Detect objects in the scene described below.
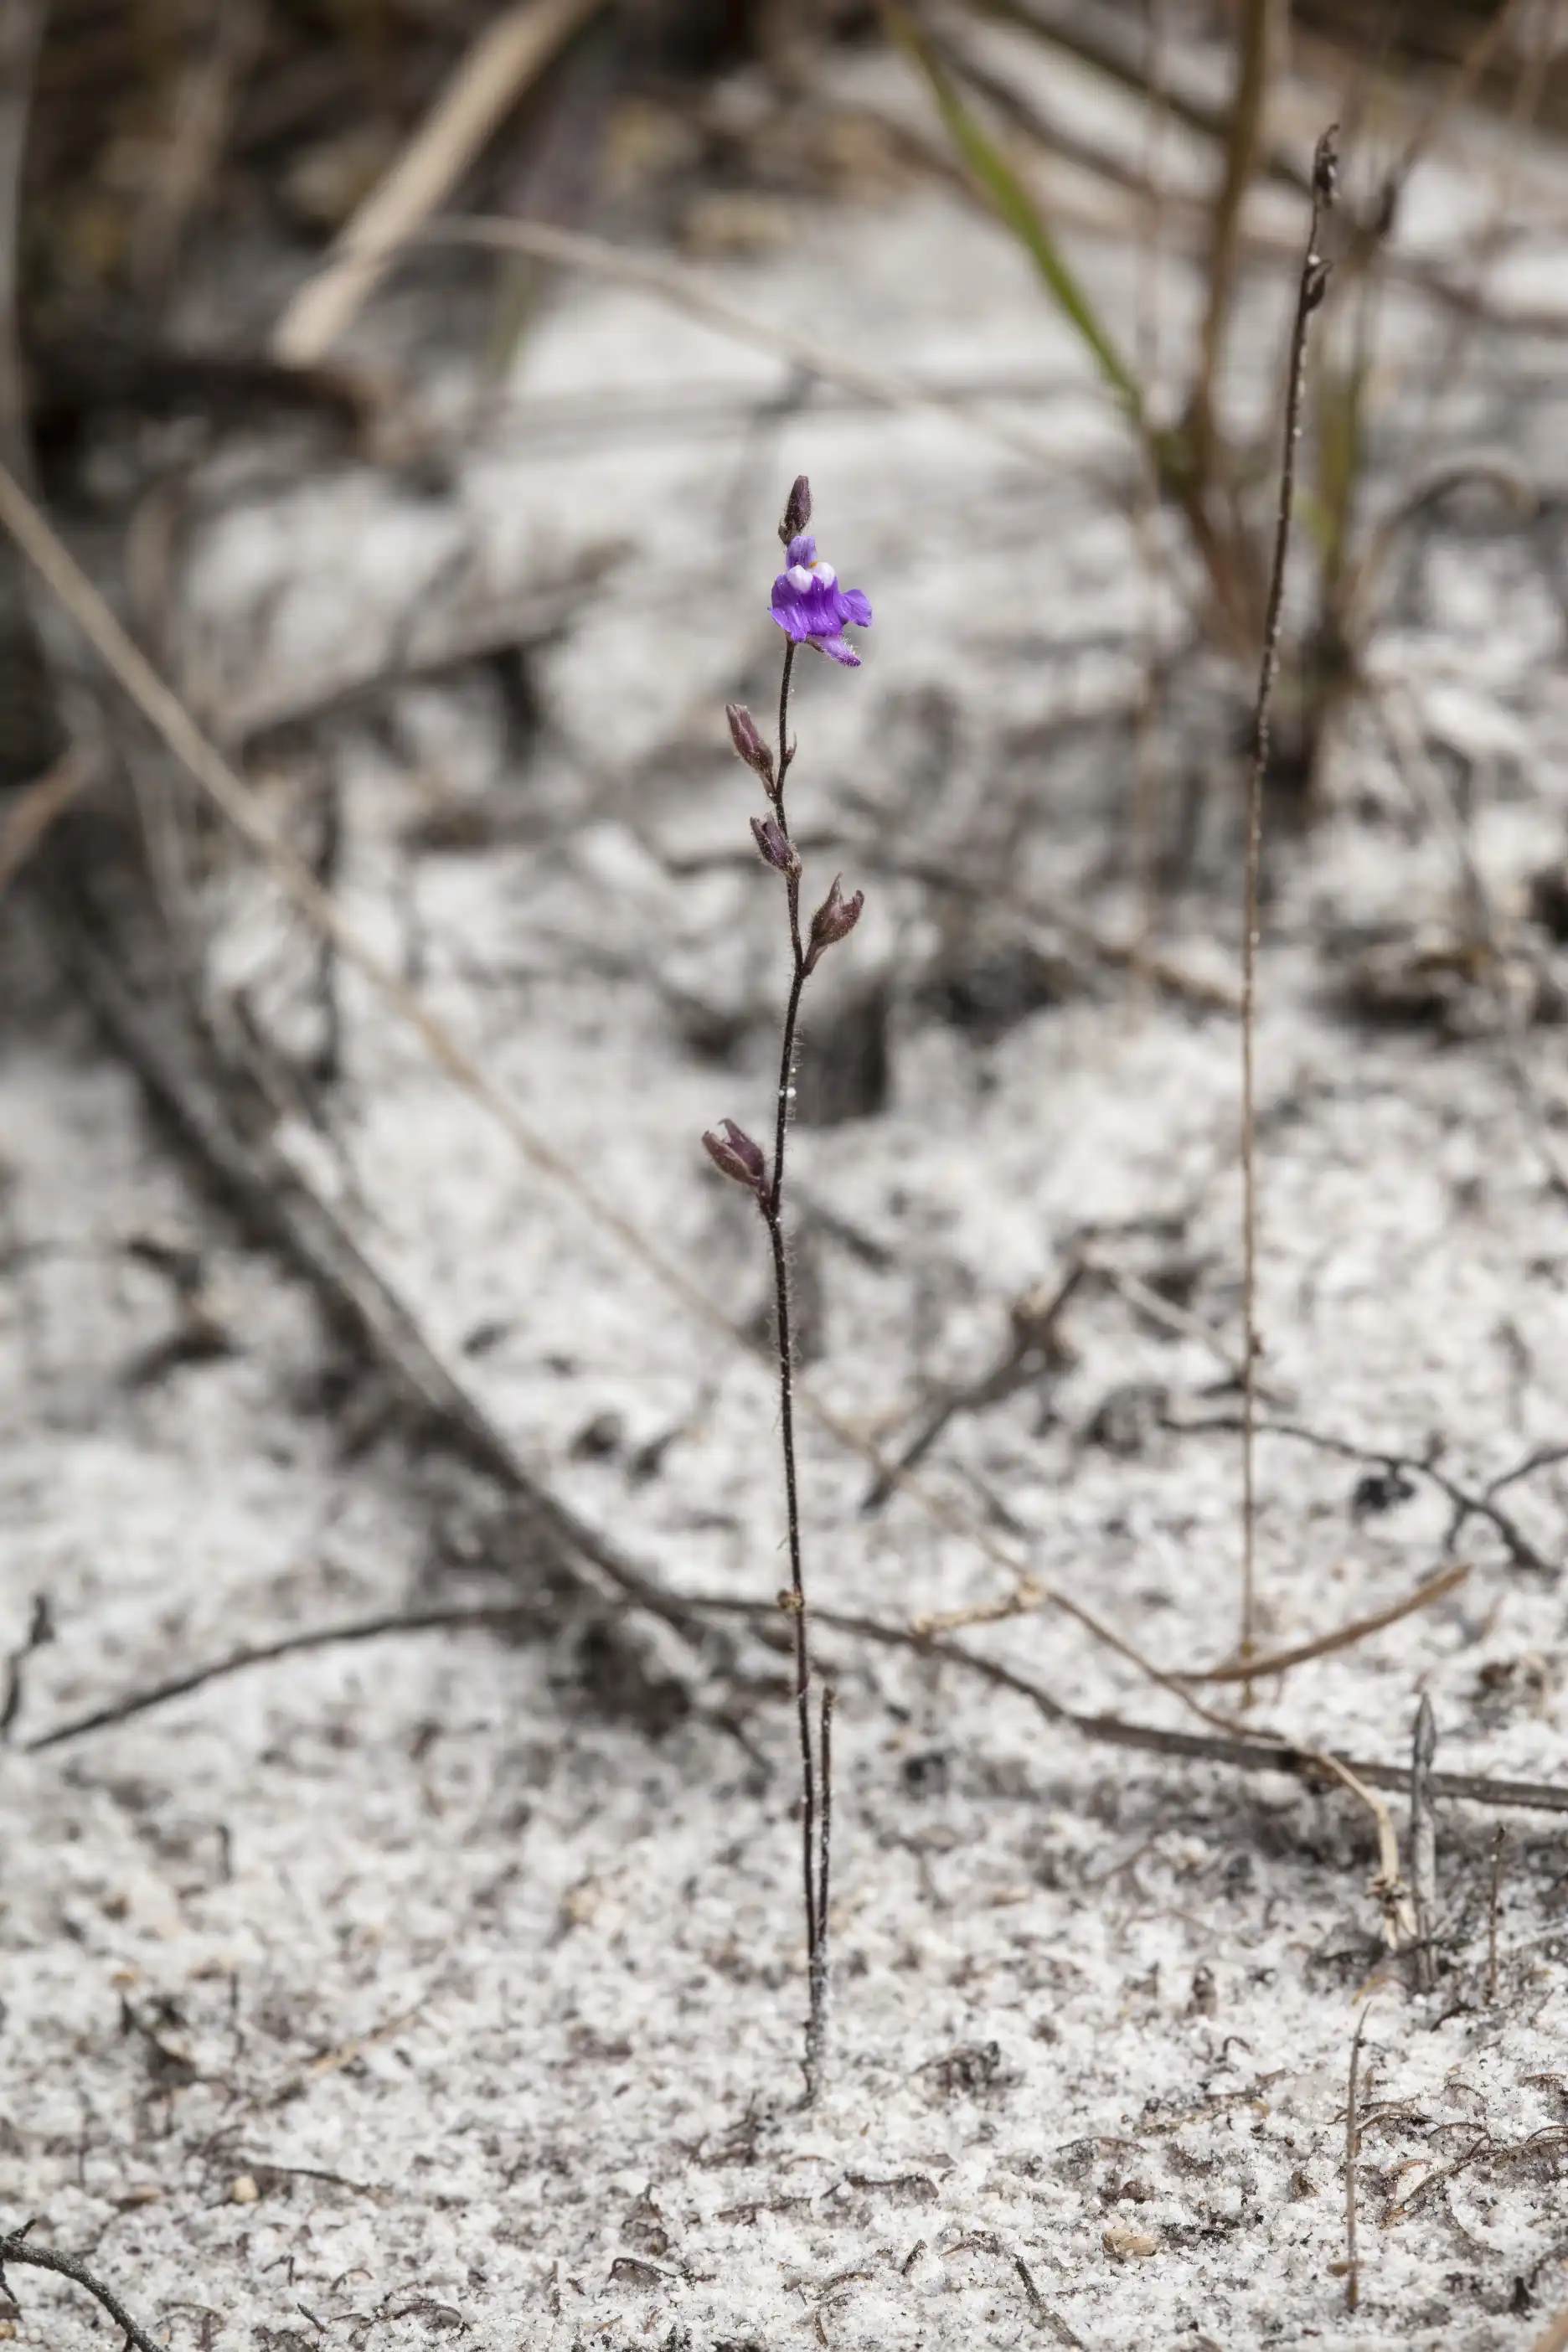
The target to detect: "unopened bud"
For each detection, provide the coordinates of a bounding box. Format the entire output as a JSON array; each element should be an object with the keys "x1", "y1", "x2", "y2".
[
  {"x1": 702, "y1": 1117, "x2": 768, "y2": 1198},
  {"x1": 802, "y1": 874, "x2": 864, "y2": 975},
  {"x1": 1303, "y1": 256, "x2": 1332, "y2": 313},
  {"x1": 750, "y1": 814, "x2": 800, "y2": 877},
  {"x1": 779, "y1": 474, "x2": 812, "y2": 545},
  {"x1": 725, "y1": 703, "x2": 775, "y2": 789}
]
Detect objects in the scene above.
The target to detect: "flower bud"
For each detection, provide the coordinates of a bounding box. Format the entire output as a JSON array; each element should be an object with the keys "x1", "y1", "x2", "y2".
[
  {"x1": 750, "y1": 813, "x2": 801, "y2": 878},
  {"x1": 802, "y1": 874, "x2": 864, "y2": 974},
  {"x1": 702, "y1": 1118, "x2": 768, "y2": 1198},
  {"x1": 725, "y1": 703, "x2": 775, "y2": 789},
  {"x1": 1312, "y1": 126, "x2": 1339, "y2": 208},
  {"x1": 779, "y1": 474, "x2": 812, "y2": 546}
]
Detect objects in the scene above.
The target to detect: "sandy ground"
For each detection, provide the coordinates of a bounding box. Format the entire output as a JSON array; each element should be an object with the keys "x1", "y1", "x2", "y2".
[{"x1": 6, "y1": 39, "x2": 1568, "y2": 2350}]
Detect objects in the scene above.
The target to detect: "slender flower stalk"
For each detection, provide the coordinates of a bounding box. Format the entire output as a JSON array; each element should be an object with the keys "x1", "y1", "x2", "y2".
[
  {"x1": 1238, "y1": 127, "x2": 1337, "y2": 1683},
  {"x1": 703, "y1": 476, "x2": 869, "y2": 2104}
]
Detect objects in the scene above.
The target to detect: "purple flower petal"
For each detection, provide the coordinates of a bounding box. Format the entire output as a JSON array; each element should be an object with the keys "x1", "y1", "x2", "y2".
[{"x1": 768, "y1": 544, "x2": 871, "y2": 662}]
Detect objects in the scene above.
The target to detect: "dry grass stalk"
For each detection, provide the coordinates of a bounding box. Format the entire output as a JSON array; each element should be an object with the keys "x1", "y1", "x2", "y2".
[
  {"x1": 930, "y1": 1559, "x2": 1466, "y2": 1678},
  {"x1": 1237, "y1": 126, "x2": 1338, "y2": 1677},
  {"x1": 1313, "y1": 1752, "x2": 1416, "y2": 1947},
  {"x1": 1176, "y1": 1562, "x2": 1469, "y2": 1684},
  {"x1": 273, "y1": 0, "x2": 604, "y2": 366}
]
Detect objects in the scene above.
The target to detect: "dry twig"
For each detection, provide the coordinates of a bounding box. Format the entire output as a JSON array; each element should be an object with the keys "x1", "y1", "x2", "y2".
[
  {"x1": 26, "y1": 1606, "x2": 538, "y2": 1753},
  {"x1": 0, "y1": 2227, "x2": 163, "y2": 2352},
  {"x1": 1175, "y1": 1562, "x2": 1468, "y2": 1685},
  {"x1": 1166, "y1": 1408, "x2": 1556, "y2": 1578}
]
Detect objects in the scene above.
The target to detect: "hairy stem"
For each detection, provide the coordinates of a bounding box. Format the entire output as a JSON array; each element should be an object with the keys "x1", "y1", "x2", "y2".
[{"x1": 764, "y1": 637, "x2": 829, "y2": 2100}]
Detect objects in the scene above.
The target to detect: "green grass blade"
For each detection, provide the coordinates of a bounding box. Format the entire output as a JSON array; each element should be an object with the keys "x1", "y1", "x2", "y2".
[{"x1": 886, "y1": 6, "x2": 1145, "y2": 426}]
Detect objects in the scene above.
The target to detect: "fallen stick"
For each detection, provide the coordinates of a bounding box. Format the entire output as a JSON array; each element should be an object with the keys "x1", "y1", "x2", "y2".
[
  {"x1": 0, "y1": 2228, "x2": 163, "y2": 2352},
  {"x1": 26, "y1": 1605, "x2": 538, "y2": 1751}
]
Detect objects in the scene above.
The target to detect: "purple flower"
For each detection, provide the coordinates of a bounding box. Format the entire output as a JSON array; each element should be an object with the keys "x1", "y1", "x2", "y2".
[{"x1": 770, "y1": 534, "x2": 872, "y2": 668}]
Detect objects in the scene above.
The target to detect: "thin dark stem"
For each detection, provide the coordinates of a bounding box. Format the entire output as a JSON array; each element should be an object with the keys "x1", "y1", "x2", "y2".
[
  {"x1": 26, "y1": 1607, "x2": 539, "y2": 1752},
  {"x1": 1345, "y1": 2005, "x2": 1369, "y2": 2313},
  {"x1": 776, "y1": 637, "x2": 797, "y2": 797},
  {"x1": 764, "y1": 631, "x2": 827, "y2": 2097},
  {"x1": 1488, "y1": 1823, "x2": 1506, "y2": 2000},
  {"x1": 805, "y1": 1682, "x2": 833, "y2": 2104},
  {"x1": 1409, "y1": 1694, "x2": 1437, "y2": 1993},
  {"x1": 1240, "y1": 126, "x2": 1337, "y2": 1674},
  {"x1": 1167, "y1": 1407, "x2": 1554, "y2": 1578},
  {"x1": 0, "y1": 2229, "x2": 166, "y2": 2352}
]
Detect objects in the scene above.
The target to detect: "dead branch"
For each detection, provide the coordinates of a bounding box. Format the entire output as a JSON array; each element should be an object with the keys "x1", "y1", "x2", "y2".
[
  {"x1": 861, "y1": 1261, "x2": 1084, "y2": 1511},
  {"x1": 1164, "y1": 1409, "x2": 1555, "y2": 1577},
  {"x1": 26, "y1": 1605, "x2": 539, "y2": 1752},
  {"x1": 0, "y1": 1592, "x2": 51, "y2": 1741},
  {"x1": 0, "y1": 2227, "x2": 165, "y2": 2352}
]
